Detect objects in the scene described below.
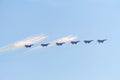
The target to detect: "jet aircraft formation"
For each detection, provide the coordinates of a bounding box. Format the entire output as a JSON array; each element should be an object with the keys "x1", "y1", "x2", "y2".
[{"x1": 25, "y1": 39, "x2": 107, "y2": 48}]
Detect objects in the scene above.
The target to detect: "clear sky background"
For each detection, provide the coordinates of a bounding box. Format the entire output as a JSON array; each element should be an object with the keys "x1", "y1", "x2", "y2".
[{"x1": 0, "y1": 0, "x2": 120, "y2": 80}]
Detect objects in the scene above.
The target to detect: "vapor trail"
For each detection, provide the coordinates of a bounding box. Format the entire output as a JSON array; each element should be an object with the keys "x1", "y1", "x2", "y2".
[
  {"x1": 0, "y1": 34, "x2": 47, "y2": 52},
  {"x1": 54, "y1": 35, "x2": 77, "y2": 43}
]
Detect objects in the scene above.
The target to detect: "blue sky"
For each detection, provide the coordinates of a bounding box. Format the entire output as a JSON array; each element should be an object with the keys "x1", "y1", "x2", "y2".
[{"x1": 0, "y1": 0, "x2": 120, "y2": 80}]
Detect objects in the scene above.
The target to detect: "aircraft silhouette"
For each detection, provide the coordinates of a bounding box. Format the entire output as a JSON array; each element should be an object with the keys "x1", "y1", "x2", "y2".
[
  {"x1": 41, "y1": 43, "x2": 50, "y2": 47},
  {"x1": 25, "y1": 44, "x2": 34, "y2": 48},
  {"x1": 71, "y1": 41, "x2": 80, "y2": 44},
  {"x1": 97, "y1": 39, "x2": 107, "y2": 43},
  {"x1": 56, "y1": 42, "x2": 65, "y2": 46},
  {"x1": 84, "y1": 40, "x2": 93, "y2": 44}
]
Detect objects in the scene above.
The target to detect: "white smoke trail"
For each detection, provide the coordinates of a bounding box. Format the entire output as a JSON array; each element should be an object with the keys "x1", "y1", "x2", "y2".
[
  {"x1": 0, "y1": 34, "x2": 47, "y2": 52},
  {"x1": 54, "y1": 35, "x2": 77, "y2": 43}
]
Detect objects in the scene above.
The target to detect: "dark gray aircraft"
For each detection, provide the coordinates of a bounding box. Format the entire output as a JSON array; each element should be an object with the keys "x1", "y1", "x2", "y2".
[
  {"x1": 25, "y1": 44, "x2": 34, "y2": 48},
  {"x1": 84, "y1": 40, "x2": 93, "y2": 44},
  {"x1": 41, "y1": 43, "x2": 50, "y2": 47},
  {"x1": 71, "y1": 41, "x2": 80, "y2": 44},
  {"x1": 56, "y1": 42, "x2": 65, "y2": 46},
  {"x1": 97, "y1": 39, "x2": 107, "y2": 43}
]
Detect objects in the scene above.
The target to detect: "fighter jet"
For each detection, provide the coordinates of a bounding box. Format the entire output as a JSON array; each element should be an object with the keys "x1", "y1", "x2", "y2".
[
  {"x1": 97, "y1": 39, "x2": 107, "y2": 43},
  {"x1": 56, "y1": 42, "x2": 65, "y2": 46},
  {"x1": 71, "y1": 41, "x2": 80, "y2": 44},
  {"x1": 41, "y1": 43, "x2": 50, "y2": 47},
  {"x1": 25, "y1": 44, "x2": 34, "y2": 48},
  {"x1": 84, "y1": 40, "x2": 93, "y2": 44}
]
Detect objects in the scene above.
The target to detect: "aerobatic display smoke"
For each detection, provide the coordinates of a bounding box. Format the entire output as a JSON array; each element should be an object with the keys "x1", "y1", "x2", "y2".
[
  {"x1": 54, "y1": 35, "x2": 77, "y2": 43},
  {"x1": 0, "y1": 34, "x2": 47, "y2": 52}
]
